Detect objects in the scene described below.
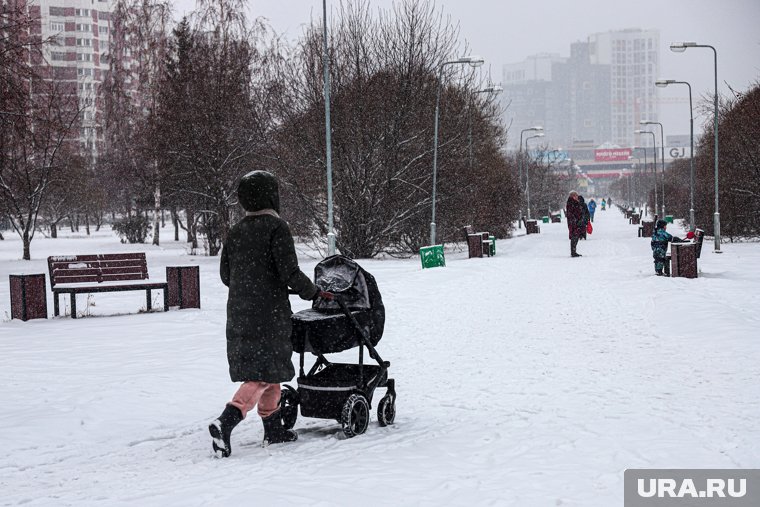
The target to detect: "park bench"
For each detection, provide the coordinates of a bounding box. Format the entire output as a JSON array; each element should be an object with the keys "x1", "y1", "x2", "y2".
[
  {"x1": 550, "y1": 214, "x2": 561, "y2": 223},
  {"x1": 629, "y1": 213, "x2": 640, "y2": 225},
  {"x1": 48, "y1": 253, "x2": 168, "y2": 318},
  {"x1": 463, "y1": 225, "x2": 494, "y2": 258}
]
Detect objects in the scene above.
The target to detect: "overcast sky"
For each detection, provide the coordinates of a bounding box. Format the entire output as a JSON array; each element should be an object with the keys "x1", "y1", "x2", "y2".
[{"x1": 173, "y1": 0, "x2": 760, "y2": 141}]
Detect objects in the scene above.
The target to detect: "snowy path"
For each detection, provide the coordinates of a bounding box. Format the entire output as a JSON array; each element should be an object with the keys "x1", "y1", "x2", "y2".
[{"x1": 1, "y1": 209, "x2": 758, "y2": 506}]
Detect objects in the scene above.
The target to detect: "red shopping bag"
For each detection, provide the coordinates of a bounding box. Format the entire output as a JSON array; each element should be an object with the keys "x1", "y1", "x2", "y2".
[{"x1": 586, "y1": 222, "x2": 593, "y2": 234}]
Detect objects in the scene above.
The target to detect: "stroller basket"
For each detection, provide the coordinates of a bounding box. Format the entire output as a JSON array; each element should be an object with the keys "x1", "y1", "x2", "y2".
[{"x1": 298, "y1": 363, "x2": 385, "y2": 420}]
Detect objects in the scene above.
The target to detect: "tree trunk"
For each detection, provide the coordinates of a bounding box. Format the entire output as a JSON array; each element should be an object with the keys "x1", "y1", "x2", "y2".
[
  {"x1": 69, "y1": 217, "x2": 75, "y2": 232},
  {"x1": 51, "y1": 222, "x2": 58, "y2": 238},
  {"x1": 85, "y1": 213, "x2": 90, "y2": 235},
  {"x1": 186, "y1": 208, "x2": 197, "y2": 248},
  {"x1": 22, "y1": 230, "x2": 31, "y2": 260},
  {"x1": 172, "y1": 207, "x2": 179, "y2": 241},
  {"x1": 152, "y1": 183, "x2": 161, "y2": 246}
]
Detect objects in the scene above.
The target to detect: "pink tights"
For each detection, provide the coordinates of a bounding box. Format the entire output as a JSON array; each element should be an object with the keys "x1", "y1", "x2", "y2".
[{"x1": 228, "y1": 381, "x2": 281, "y2": 419}]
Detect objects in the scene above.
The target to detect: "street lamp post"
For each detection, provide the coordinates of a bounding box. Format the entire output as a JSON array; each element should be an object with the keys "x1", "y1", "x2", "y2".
[
  {"x1": 430, "y1": 55, "x2": 485, "y2": 245},
  {"x1": 671, "y1": 41, "x2": 720, "y2": 251},
  {"x1": 518, "y1": 126, "x2": 543, "y2": 228},
  {"x1": 469, "y1": 85, "x2": 503, "y2": 170},
  {"x1": 322, "y1": 0, "x2": 336, "y2": 255},
  {"x1": 634, "y1": 131, "x2": 658, "y2": 218},
  {"x1": 640, "y1": 120, "x2": 665, "y2": 218},
  {"x1": 633, "y1": 146, "x2": 648, "y2": 211},
  {"x1": 524, "y1": 133, "x2": 544, "y2": 220},
  {"x1": 656, "y1": 79, "x2": 695, "y2": 231}
]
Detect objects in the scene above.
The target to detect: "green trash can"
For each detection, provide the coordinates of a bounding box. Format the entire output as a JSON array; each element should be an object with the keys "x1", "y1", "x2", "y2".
[
  {"x1": 542, "y1": 216, "x2": 550, "y2": 224},
  {"x1": 420, "y1": 244, "x2": 446, "y2": 269},
  {"x1": 665, "y1": 215, "x2": 674, "y2": 223},
  {"x1": 489, "y1": 236, "x2": 496, "y2": 256}
]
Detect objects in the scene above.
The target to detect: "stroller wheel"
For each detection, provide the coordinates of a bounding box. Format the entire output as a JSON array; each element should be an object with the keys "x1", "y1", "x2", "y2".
[
  {"x1": 377, "y1": 394, "x2": 396, "y2": 427},
  {"x1": 341, "y1": 394, "x2": 369, "y2": 438},
  {"x1": 280, "y1": 385, "x2": 299, "y2": 430}
]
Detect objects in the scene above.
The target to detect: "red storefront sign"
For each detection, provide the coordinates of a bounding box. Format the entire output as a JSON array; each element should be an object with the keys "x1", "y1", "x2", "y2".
[{"x1": 594, "y1": 148, "x2": 632, "y2": 161}]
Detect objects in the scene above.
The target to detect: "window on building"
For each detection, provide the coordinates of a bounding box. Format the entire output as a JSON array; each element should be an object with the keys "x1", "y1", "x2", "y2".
[
  {"x1": 50, "y1": 21, "x2": 65, "y2": 32},
  {"x1": 77, "y1": 68, "x2": 93, "y2": 77},
  {"x1": 50, "y1": 52, "x2": 66, "y2": 61},
  {"x1": 77, "y1": 53, "x2": 92, "y2": 62},
  {"x1": 75, "y1": 8, "x2": 90, "y2": 17},
  {"x1": 99, "y1": 26, "x2": 108, "y2": 35},
  {"x1": 76, "y1": 38, "x2": 91, "y2": 47},
  {"x1": 49, "y1": 6, "x2": 66, "y2": 16},
  {"x1": 76, "y1": 23, "x2": 91, "y2": 32}
]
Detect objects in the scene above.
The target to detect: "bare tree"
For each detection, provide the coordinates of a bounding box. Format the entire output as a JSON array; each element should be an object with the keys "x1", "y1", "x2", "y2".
[{"x1": 263, "y1": 0, "x2": 517, "y2": 257}]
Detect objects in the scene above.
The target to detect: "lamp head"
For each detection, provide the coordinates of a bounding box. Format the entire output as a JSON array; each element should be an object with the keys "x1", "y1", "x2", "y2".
[
  {"x1": 531, "y1": 126, "x2": 544, "y2": 131},
  {"x1": 670, "y1": 41, "x2": 696, "y2": 53},
  {"x1": 655, "y1": 79, "x2": 674, "y2": 88},
  {"x1": 639, "y1": 120, "x2": 656, "y2": 125},
  {"x1": 459, "y1": 55, "x2": 485, "y2": 67}
]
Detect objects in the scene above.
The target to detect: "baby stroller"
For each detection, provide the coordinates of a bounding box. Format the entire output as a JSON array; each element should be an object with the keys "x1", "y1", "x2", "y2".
[{"x1": 281, "y1": 255, "x2": 396, "y2": 438}]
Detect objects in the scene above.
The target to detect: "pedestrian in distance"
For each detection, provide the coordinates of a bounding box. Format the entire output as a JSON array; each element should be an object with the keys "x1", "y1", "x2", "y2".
[
  {"x1": 651, "y1": 219, "x2": 686, "y2": 276},
  {"x1": 209, "y1": 170, "x2": 334, "y2": 458},
  {"x1": 565, "y1": 190, "x2": 586, "y2": 257},
  {"x1": 587, "y1": 198, "x2": 597, "y2": 222},
  {"x1": 601, "y1": 198, "x2": 606, "y2": 211},
  {"x1": 578, "y1": 195, "x2": 591, "y2": 240}
]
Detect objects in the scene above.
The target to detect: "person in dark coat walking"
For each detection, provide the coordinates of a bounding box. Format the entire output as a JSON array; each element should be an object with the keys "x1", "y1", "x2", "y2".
[
  {"x1": 209, "y1": 170, "x2": 332, "y2": 458},
  {"x1": 565, "y1": 190, "x2": 586, "y2": 257}
]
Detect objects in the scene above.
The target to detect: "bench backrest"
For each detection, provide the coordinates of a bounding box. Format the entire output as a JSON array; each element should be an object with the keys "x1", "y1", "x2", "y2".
[
  {"x1": 463, "y1": 225, "x2": 475, "y2": 240},
  {"x1": 48, "y1": 253, "x2": 150, "y2": 287}
]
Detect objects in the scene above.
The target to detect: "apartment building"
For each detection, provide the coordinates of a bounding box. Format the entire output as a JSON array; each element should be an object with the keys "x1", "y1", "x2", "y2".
[
  {"x1": 502, "y1": 28, "x2": 660, "y2": 151},
  {"x1": 34, "y1": 0, "x2": 114, "y2": 157}
]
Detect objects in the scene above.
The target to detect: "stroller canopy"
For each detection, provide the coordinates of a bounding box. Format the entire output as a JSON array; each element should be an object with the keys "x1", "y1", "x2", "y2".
[{"x1": 291, "y1": 255, "x2": 385, "y2": 354}]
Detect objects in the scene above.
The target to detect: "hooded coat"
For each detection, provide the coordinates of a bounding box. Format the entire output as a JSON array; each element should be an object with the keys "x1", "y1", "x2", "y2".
[
  {"x1": 566, "y1": 195, "x2": 586, "y2": 239},
  {"x1": 220, "y1": 171, "x2": 318, "y2": 383}
]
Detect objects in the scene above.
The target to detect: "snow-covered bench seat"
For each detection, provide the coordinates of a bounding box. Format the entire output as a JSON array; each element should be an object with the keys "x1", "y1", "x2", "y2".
[{"x1": 47, "y1": 253, "x2": 168, "y2": 318}]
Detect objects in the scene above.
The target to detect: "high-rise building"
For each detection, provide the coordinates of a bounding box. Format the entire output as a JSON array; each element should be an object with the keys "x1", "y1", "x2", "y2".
[
  {"x1": 34, "y1": 0, "x2": 113, "y2": 157},
  {"x1": 588, "y1": 28, "x2": 660, "y2": 148},
  {"x1": 502, "y1": 28, "x2": 660, "y2": 151}
]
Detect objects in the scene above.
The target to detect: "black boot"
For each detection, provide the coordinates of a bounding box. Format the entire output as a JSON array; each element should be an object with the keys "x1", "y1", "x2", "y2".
[
  {"x1": 262, "y1": 410, "x2": 298, "y2": 446},
  {"x1": 209, "y1": 405, "x2": 243, "y2": 458}
]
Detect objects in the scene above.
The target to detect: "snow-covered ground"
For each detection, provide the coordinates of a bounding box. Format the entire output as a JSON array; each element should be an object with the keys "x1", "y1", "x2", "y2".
[{"x1": 1, "y1": 208, "x2": 758, "y2": 506}]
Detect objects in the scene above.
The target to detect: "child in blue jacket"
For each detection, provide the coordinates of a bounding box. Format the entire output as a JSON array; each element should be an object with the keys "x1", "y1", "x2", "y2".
[{"x1": 651, "y1": 219, "x2": 685, "y2": 275}]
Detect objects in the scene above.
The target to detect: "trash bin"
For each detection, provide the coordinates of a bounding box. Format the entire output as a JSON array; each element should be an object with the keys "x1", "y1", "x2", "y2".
[
  {"x1": 670, "y1": 243, "x2": 698, "y2": 278},
  {"x1": 665, "y1": 215, "x2": 674, "y2": 223},
  {"x1": 541, "y1": 216, "x2": 550, "y2": 224},
  {"x1": 9, "y1": 273, "x2": 48, "y2": 321},
  {"x1": 639, "y1": 220, "x2": 654, "y2": 238},
  {"x1": 166, "y1": 266, "x2": 201, "y2": 309},
  {"x1": 420, "y1": 245, "x2": 445, "y2": 269},
  {"x1": 489, "y1": 235, "x2": 496, "y2": 256}
]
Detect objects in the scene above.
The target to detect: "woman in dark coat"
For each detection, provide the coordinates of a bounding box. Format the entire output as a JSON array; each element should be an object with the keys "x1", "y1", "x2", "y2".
[
  {"x1": 209, "y1": 170, "x2": 331, "y2": 458},
  {"x1": 565, "y1": 190, "x2": 586, "y2": 257}
]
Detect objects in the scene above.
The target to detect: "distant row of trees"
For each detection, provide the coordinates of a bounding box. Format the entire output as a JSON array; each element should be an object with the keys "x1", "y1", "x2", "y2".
[
  {"x1": 2, "y1": 0, "x2": 577, "y2": 259},
  {"x1": 610, "y1": 81, "x2": 760, "y2": 240}
]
